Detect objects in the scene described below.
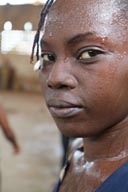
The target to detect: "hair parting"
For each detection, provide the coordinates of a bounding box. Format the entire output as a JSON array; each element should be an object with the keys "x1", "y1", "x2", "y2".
[{"x1": 30, "y1": 0, "x2": 54, "y2": 63}]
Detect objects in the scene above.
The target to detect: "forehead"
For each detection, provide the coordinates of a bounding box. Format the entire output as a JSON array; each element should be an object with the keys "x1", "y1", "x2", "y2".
[{"x1": 43, "y1": 0, "x2": 127, "y2": 43}]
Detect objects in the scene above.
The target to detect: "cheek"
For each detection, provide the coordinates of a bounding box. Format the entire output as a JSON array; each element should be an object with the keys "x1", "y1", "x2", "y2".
[
  {"x1": 39, "y1": 73, "x2": 47, "y2": 95},
  {"x1": 80, "y1": 62, "x2": 128, "y2": 114}
]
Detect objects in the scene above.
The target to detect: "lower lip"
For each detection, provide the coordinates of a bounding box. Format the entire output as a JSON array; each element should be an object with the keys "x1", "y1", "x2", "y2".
[{"x1": 49, "y1": 107, "x2": 84, "y2": 118}]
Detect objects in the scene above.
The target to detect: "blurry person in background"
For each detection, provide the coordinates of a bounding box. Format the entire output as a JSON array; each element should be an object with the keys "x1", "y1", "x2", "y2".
[{"x1": 0, "y1": 103, "x2": 20, "y2": 153}]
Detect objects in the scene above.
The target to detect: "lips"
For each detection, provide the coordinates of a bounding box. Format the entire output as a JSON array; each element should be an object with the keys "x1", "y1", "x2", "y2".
[{"x1": 47, "y1": 99, "x2": 84, "y2": 118}]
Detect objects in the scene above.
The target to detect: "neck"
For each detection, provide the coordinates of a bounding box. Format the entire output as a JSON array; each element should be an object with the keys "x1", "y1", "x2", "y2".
[{"x1": 83, "y1": 119, "x2": 128, "y2": 162}]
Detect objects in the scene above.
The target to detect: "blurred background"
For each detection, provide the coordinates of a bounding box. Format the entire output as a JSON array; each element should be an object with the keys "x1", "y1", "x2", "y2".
[{"x1": 0, "y1": 1, "x2": 62, "y2": 191}]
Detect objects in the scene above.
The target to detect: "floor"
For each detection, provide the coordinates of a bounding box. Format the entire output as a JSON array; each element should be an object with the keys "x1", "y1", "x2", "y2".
[{"x1": 0, "y1": 91, "x2": 62, "y2": 192}]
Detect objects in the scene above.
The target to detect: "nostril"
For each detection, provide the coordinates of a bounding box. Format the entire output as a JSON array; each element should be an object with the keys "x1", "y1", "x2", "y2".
[
  {"x1": 47, "y1": 79, "x2": 54, "y2": 89},
  {"x1": 47, "y1": 78, "x2": 68, "y2": 89},
  {"x1": 48, "y1": 83, "x2": 69, "y2": 89},
  {"x1": 47, "y1": 84, "x2": 53, "y2": 89}
]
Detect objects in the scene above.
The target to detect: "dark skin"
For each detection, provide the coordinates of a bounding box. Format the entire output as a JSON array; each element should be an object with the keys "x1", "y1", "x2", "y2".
[
  {"x1": 0, "y1": 104, "x2": 20, "y2": 153},
  {"x1": 38, "y1": 0, "x2": 128, "y2": 191}
]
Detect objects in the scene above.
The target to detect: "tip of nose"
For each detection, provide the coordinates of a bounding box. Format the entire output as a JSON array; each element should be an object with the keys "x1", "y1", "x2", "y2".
[{"x1": 47, "y1": 76, "x2": 77, "y2": 89}]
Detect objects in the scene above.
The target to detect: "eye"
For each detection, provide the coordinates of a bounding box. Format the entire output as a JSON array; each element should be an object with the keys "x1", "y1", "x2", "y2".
[
  {"x1": 41, "y1": 52, "x2": 56, "y2": 63},
  {"x1": 39, "y1": 52, "x2": 56, "y2": 70},
  {"x1": 77, "y1": 47, "x2": 105, "y2": 63}
]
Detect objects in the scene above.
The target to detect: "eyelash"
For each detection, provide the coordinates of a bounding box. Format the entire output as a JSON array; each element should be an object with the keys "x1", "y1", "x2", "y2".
[
  {"x1": 76, "y1": 47, "x2": 105, "y2": 63},
  {"x1": 40, "y1": 47, "x2": 105, "y2": 67},
  {"x1": 41, "y1": 52, "x2": 56, "y2": 62}
]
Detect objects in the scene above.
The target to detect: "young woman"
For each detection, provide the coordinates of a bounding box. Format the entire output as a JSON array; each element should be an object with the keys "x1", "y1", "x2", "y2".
[{"x1": 32, "y1": 0, "x2": 128, "y2": 191}]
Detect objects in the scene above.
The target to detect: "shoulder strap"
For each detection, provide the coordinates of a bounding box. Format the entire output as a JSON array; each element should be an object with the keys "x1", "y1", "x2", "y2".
[{"x1": 96, "y1": 162, "x2": 128, "y2": 192}]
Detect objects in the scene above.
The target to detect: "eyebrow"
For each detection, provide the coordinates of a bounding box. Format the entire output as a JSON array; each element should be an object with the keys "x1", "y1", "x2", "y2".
[
  {"x1": 67, "y1": 32, "x2": 97, "y2": 45},
  {"x1": 40, "y1": 31, "x2": 98, "y2": 47}
]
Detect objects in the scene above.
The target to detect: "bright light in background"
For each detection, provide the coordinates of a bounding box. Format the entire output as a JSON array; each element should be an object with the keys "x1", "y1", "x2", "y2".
[
  {"x1": 0, "y1": 0, "x2": 46, "y2": 54},
  {"x1": 4, "y1": 21, "x2": 12, "y2": 30},
  {"x1": 24, "y1": 22, "x2": 33, "y2": 31},
  {"x1": 0, "y1": 0, "x2": 47, "y2": 5}
]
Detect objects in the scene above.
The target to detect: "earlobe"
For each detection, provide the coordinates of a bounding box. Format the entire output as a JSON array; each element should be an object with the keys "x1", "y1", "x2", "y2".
[{"x1": 33, "y1": 60, "x2": 43, "y2": 72}]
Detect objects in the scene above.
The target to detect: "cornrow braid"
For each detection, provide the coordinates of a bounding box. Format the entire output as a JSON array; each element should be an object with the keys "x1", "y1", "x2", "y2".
[{"x1": 30, "y1": 0, "x2": 54, "y2": 63}]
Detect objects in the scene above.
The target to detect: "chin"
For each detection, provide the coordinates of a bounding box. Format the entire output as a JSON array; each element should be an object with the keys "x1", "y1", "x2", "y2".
[
  {"x1": 55, "y1": 121, "x2": 91, "y2": 138},
  {"x1": 54, "y1": 118, "x2": 108, "y2": 138}
]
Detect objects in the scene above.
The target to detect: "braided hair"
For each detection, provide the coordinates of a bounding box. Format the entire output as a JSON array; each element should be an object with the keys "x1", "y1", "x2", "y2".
[{"x1": 30, "y1": 0, "x2": 54, "y2": 63}]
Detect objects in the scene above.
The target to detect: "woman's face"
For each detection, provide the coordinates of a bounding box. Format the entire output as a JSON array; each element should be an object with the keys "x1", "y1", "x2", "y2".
[{"x1": 39, "y1": 0, "x2": 128, "y2": 137}]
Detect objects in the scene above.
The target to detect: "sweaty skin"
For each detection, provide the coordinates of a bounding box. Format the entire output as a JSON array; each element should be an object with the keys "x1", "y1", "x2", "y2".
[{"x1": 39, "y1": 0, "x2": 128, "y2": 191}]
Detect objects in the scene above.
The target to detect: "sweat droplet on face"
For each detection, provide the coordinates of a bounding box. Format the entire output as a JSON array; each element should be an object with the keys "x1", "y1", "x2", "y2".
[
  {"x1": 102, "y1": 37, "x2": 107, "y2": 43},
  {"x1": 49, "y1": 32, "x2": 53, "y2": 37}
]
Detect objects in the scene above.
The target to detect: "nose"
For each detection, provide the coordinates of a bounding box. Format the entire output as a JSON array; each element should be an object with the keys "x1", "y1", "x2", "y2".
[{"x1": 47, "y1": 60, "x2": 77, "y2": 89}]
